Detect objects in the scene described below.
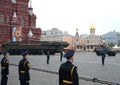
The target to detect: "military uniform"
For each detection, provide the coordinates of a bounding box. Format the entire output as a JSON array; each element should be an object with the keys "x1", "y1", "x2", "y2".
[
  {"x1": 100, "y1": 46, "x2": 107, "y2": 65},
  {"x1": 19, "y1": 51, "x2": 30, "y2": 85},
  {"x1": 1, "y1": 57, "x2": 9, "y2": 85},
  {"x1": 59, "y1": 61, "x2": 79, "y2": 85},
  {"x1": 60, "y1": 51, "x2": 63, "y2": 62},
  {"x1": 59, "y1": 50, "x2": 79, "y2": 85},
  {"x1": 46, "y1": 50, "x2": 50, "y2": 64},
  {"x1": 19, "y1": 58, "x2": 30, "y2": 85}
]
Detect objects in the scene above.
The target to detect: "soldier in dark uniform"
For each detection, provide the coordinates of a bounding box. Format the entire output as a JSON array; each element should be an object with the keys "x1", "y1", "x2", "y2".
[
  {"x1": 18, "y1": 51, "x2": 30, "y2": 85},
  {"x1": 60, "y1": 50, "x2": 63, "y2": 62},
  {"x1": 100, "y1": 44, "x2": 107, "y2": 65},
  {"x1": 59, "y1": 50, "x2": 79, "y2": 85},
  {"x1": 1, "y1": 51, "x2": 9, "y2": 85},
  {"x1": 46, "y1": 50, "x2": 50, "y2": 64}
]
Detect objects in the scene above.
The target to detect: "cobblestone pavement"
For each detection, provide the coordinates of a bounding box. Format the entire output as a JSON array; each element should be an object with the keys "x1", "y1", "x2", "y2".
[{"x1": 0, "y1": 52, "x2": 120, "y2": 85}]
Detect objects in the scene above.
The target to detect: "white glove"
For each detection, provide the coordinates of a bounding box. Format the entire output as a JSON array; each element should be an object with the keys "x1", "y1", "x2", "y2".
[
  {"x1": 26, "y1": 81, "x2": 30, "y2": 83},
  {"x1": 6, "y1": 75, "x2": 9, "y2": 77}
]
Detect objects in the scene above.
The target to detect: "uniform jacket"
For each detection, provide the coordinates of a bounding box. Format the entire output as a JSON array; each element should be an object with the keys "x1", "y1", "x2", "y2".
[
  {"x1": 100, "y1": 46, "x2": 107, "y2": 55},
  {"x1": 18, "y1": 58, "x2": 30, "y2": 81},
  {"x1": 59, "y1": 61, "x2": 79, "y2": 85},
  {"x1": 1, "y1": 57, "x2": 9, "y2": 76}
]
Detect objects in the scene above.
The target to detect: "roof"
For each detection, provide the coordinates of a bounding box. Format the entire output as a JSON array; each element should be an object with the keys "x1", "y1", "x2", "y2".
[{"x1": 90, "y1": 24, "x2": 95, "y2": 30}]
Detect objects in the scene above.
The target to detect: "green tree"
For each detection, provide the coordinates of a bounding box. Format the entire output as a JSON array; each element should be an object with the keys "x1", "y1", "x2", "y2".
[{"x1": 108, "y1": 42, "x2": 115, "y2": 48}]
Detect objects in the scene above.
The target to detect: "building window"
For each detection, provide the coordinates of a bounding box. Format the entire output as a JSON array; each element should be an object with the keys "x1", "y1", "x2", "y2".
[
  {"x1": 20, "y1": 7, "x2": 26, "y2": 12},
  {"x1": 0, "y1": 14, "x2": 4, "y2": 23},
  {"x1": 20, "y1": 17, "x2": 25, "y2": 25},
  {"x1": 87, "y1": 40, "x2": 89, "y2": 44},
  {"x1": 87, "y1": 46, "x2": 89, "y2": 49},
  {"x1": 31, "y1": 21, "x2": 35, "y2": 26},
  {"x1": 6, "y1": 15, "x2": 10, "y2": 24},
  {"x1": 32, "y1": 22, "x2": 34, "y2": 26}
]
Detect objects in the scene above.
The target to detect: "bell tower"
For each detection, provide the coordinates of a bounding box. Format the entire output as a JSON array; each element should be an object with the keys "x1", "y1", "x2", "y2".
[{"x1": 28, "y1": 0, "x2": 36, "y2": 27}]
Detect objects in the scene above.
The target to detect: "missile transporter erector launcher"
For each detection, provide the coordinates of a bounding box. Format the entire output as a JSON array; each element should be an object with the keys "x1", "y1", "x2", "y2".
[{"x1": 2, "y1": 41, "x2": 69, "y2": 55}]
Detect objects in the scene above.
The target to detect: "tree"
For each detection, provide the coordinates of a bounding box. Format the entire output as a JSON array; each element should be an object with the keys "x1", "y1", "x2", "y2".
[{"x1": 108, "y1": 42, "x2": 115, "y2": 48}]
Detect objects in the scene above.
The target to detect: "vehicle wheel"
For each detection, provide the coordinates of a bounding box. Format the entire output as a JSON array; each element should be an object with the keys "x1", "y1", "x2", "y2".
[
  {"x1": 97, "y1": 52, "x2": 100, "y2": 56},
  {"x1": 108, "y1": 53, "x2": 111, "y2": 56},
  {"x1": 112, "y1": 53, "x2": 116, "y2": 56}
]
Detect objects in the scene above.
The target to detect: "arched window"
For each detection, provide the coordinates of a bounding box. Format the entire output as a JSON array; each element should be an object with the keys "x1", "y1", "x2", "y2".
[
  {"x1": 0, "y1": 14, "x2": 4, "y2": 23},
  {"x1": 31, "y1": 21, "x2": 35, "y2": 26},
  {"x1": 20, "y1": 17, "x2": 25, "y2": 25},
  {"x1": 6, "y1": 15, "x2": 10, "y2": 24}
]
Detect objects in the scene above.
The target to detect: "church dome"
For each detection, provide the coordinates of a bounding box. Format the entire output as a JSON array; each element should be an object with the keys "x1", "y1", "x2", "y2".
[{"x1": 90, "y1": 24, "x2": 95, "y2": 30}]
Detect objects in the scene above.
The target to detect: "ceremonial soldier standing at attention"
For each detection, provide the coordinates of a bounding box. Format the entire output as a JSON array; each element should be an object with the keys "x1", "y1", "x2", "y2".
[
  {"x1": 1, "y1": 51, "x2": 9, "y2": 85},
  {"x1": 19, "y1": 51, "x2": 30, "y2": 85},
  {"x1": 59, "y1": 50, "x2": 79, "y2": 85}
]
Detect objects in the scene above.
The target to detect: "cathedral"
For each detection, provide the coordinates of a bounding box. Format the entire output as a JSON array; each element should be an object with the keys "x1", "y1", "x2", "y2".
[
  {"x1": 0, "y1": 0, "x2": 41, "y2": 50},
  {"x1": 75, "y1": 24, "x2": 103, "y2": 51}
]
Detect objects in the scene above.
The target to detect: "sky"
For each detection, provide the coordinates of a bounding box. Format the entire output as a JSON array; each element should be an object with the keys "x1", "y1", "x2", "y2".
[{"x1": 31, "y1": 0, "x2": 120, "y2": 36}]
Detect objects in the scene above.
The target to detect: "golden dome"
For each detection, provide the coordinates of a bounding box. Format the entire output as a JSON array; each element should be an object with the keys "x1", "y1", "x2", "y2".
[{"x1": 90, "y1": 24, "x2": 95, "y2": 30}]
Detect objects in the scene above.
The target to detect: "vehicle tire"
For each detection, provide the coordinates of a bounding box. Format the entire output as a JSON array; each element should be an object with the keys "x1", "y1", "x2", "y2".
[
  {"x1": 96, "y1": 51, "x2": 100, "y2": 56},
  {"x1": 112, "y1": 53, "x2": 116, "y2": 56},
  {"x1": 107, "y1": 53, "x2": 111, "y2": 56},
  {"x1": 97, "y1": 54, "x2": 100, "y2": 56}
]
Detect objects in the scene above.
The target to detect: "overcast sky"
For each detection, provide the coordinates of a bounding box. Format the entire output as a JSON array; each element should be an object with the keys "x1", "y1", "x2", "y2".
[{"x1": 32, "y1": 0, "x2": 120, "y2": 35}]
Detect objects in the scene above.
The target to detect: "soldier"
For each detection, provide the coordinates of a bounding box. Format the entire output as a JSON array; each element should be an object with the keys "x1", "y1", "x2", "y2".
[
  {"x1": 46, "y1": 50, "x2": 50, "y2": 64},
  {"x1": 100, "y1": 45, "x2": 107, "y2": 65},
  {"x1": 60, "y1": 51, "x2": 63, "y2": 62},
  {"x1": 1, "y1": 51, "x2": 9, "y2": 85},
  {"x1": 18, "y1": 51, "x2": 30, "y2": 85},
  {"x1": 59, "y1": 50, "x2": 79, "y2": 85}
]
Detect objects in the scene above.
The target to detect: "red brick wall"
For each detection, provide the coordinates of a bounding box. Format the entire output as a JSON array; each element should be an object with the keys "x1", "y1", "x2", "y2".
[{"x1": 0, "y1": 0, "x2": 41, "y2": 51}]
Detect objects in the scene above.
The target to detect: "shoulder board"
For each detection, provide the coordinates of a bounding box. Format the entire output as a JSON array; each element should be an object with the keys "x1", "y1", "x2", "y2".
[
  {"x1": 71, "y1": 66, "x2": 75, "y2": 78},
  {"x1": 71, "y1": 66, "x2": 78, "y2": 78},
  {"x1": 24, "y1": 61, "x2": 28, "y2": 68}
]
